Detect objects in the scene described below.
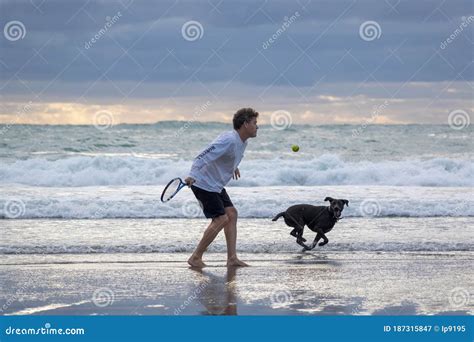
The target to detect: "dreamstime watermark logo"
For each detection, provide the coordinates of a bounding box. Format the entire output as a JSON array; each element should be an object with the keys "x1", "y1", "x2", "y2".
[
  {"x1": 93, "y1": 110, "x2": 114, "y2": 130},
  {"x1": 0, "y1": 282, "x2": 30, "y2": 313},
  {"x1": 0, "y1": 101, "x2": 34, "y2": 136},
  {"x1": 181, "y1": 21, "x2": 204, "y2": 41},
  {"x1": 4, "y1": 322, "x2": 85, "y2": 336},
  {"x1": 448, "y1": 109, "x2": 470, "y2": 130},
  {"x1": 4, "y1": 21, "x2": 26, "y2": 41},
  {"x1": 84, "y1": 12, "x2": 122, "y2": 49},
  {"x1": 270, "y1": 110, "x2": 292, "y2": 130},
  {"x1": 182, "y1": 199, "x2": 202, "y2": 218},
  {"x1": 359, "y1": 21, "x2": 382, "y2": 41},
  {"x1": 270, "y1": 288, "x2": 293, "y2": 307},
  {"x1": 448, "y1": 287, "x2": 470, "y2": 308},
  {"x1": 3, "y1": 199, "x2": 26, "y2": 218},
  {"x1": 175, "y1": 101, "x2": 212, "y2": 138},
  {"x1": 174, "y1": 279, "x2": 210, "y2": 315},
  {"x1": 440, "y1": 16, "x2": 474, "y2": 50},
  {"x1": 262, "y1": 11, "x2": 300, "y2": 50},
  {"x1": 92, "y1": 287, "x2": 115, "y2": 307},
  {"x1": 359, "y1": 199, "x2": 381, "y2": 217},
  {"x1": 91, "y1": 205, "x2": 108, "y2": 219},
  {"x1": 352, "y1": 100, "x2": 389, "y2": 137},
  {"x1": 119, "y1": 0, "x2": 134, "y2": 8}
]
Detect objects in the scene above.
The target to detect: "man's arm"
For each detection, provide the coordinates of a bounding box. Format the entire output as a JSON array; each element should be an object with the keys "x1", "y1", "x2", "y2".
[{"x1": 188, "y1": 166, "x2": 239, "y2": 185}]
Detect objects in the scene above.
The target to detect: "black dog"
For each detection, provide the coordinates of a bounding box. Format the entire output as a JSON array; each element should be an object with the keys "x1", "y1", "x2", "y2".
[{"x1": 272, "y1": 197, "x2": 349, "y2": 250}]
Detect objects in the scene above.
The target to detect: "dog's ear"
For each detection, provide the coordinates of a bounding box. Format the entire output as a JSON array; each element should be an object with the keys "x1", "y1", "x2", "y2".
[
  {"x1": 342, "y1": 199, "x2": 349, "y2": 207},
  {"x1": 324, "y1": 197, "x2": 334, "y2": 202}
]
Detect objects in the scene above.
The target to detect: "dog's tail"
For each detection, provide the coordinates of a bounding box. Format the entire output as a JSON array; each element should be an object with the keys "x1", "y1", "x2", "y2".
[{"x1": 272, "y1": 212, "x2": 285, "y2": 221}]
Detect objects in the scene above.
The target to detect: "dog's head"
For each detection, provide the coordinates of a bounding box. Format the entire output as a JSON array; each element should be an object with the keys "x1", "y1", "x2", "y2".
[{"x1": 324, "y1": 197, "x2": 349, "y2": 219}]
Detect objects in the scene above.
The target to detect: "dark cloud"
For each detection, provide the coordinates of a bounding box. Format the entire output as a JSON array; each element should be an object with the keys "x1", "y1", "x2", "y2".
[{"x1": 0, "y1": 0, "x2": 472, "y2": 99}]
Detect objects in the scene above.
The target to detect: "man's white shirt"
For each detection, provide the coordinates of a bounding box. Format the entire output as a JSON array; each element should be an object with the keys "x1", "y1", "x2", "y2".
[{"x1": 189, "y1": 130, "x2": 247, "y2": 193}]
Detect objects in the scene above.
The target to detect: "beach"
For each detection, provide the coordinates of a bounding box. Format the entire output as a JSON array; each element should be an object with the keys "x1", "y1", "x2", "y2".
[
  {"x1": 0, "y1": 123, "x2": 472, "y2": 316},
  {"x1": 1, "y1": 217, "x2": 472, "y2": 316},
  {"x1": 1, "y1": 3, "x2": 473, "y2": 339}
]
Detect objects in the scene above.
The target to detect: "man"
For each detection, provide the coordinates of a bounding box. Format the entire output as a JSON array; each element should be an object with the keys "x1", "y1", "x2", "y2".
[{"x1": 185, "y1": 108, "x2": 259, "y2": 268}]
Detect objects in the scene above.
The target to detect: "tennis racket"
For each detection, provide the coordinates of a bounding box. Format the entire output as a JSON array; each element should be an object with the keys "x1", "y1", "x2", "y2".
[{"x1": 160, "y1": 177, "x2": 188, "y2": 202}]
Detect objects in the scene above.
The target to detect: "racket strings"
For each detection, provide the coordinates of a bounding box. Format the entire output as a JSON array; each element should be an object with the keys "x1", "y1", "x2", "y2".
[{"x1": 163, "y1": 179, "x2": 182, "y2": 201}]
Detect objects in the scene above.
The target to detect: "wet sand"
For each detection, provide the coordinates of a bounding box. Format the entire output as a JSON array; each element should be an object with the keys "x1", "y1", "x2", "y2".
[{"x1": 1, "y1": 251, "x2": 472, "y2": 316}]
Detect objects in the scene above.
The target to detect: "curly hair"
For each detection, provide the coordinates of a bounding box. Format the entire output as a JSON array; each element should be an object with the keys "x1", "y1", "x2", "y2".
[{"x1": 233, "y1": 108, "x2": 259, "y2": 130}]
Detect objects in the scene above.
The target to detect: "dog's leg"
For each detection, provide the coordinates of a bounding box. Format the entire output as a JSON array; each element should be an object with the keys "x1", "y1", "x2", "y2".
[
  {"x1": 287, "y1": 215, "x2": 306, "y2": 242},
  {"x1": 296, "y1": 227, "x2": 307, "y2": 243},
  {"x1": 309, "y1": 233, "x2": 322, "y2": 249},
  {"x1": 290, "y1": 228, "x2": 306, "y2": 242},
  {"x1": 296, "y1": 238, "x2": 311, "y2": 250},
  {"x1": 318, "y1": 233, "x2": 329, "y2": 246},
  {"x1": 296, "y1": 228, "x2": 312, "y2": 250}
]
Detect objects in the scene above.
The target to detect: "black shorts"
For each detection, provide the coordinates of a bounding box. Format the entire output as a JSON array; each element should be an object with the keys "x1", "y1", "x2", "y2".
[{"x1": 191, "y1": 185, "x2": 234, "y2": 219}]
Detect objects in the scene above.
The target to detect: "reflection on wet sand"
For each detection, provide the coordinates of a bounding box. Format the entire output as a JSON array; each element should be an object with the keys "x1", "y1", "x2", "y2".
[{"x1": 190, "y1": 266, "x2": 238, "y2": 315}]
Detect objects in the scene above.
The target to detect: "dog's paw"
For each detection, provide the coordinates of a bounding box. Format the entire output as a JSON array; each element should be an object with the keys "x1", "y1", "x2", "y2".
[{"x1": 318, "y1": 241, "x2": 328, "y2": 246}]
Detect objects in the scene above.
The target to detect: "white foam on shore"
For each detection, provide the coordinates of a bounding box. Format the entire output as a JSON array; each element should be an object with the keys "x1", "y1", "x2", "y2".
[
  {"x1": 8, "y1": 301, "x2": 90, "y2": 315},
  {"x1": 1, "y1": 154, "x2": 472, "y2": 187},
  {"x1": 1, "y1": 241, "x2": 472, "y2": 255},
  {"x1": 1, "y1": 185, "x2": 472, "y2": 219}
]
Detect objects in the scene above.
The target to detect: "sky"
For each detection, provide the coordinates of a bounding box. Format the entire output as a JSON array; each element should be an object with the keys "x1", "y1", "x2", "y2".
[{"x1": 0, "y1": 0, "x2": 473, "y2": 125}]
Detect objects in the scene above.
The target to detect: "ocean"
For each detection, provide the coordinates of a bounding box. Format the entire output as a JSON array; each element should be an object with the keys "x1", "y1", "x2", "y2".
[
  {"x1": 1, "y1": 123, "x2": 472, "y2": 219},
  {"x1": 1, "y1": 123, "x2": 473, "y2": 315}
]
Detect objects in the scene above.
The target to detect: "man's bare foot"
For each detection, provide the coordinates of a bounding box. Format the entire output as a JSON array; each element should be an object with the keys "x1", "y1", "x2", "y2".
[
  {"x1": 227, "y1": 256, "x2": 249, "y2": 267},
  {"x1": 188, "y1": 255, "x2": 206, "y2": 268}
]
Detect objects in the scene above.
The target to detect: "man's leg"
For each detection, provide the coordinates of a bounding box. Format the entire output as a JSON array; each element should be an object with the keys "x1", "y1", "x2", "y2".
[
  {"x1": 223, "y1": 207, "x2": 249, "y2": 267},
  {"x1": 188, "y1": 214, "x2": 229, "y2": 268}
]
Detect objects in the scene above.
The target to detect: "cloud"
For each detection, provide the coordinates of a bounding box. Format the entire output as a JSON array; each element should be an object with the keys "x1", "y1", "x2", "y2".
[
  {"x1": 0, "y1": 0, "x2": 472, "y2": 124},
  {"x1": 0, "y1": 81, "x2": 471, "y2": 125}
]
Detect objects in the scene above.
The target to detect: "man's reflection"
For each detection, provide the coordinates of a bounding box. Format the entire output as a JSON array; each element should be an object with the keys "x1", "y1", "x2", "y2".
[{"x1": 190, "y1": 266, "x2": 238, "y2": 315}]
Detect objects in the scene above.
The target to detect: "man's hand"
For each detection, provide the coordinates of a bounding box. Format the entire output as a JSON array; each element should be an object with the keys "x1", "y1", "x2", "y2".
[
  {"x1": 233, "y1": 168, "x2": 240, "y2": 180},
  {"x1": 184, "y1": 177, "x2": 195, "y2": 186}
]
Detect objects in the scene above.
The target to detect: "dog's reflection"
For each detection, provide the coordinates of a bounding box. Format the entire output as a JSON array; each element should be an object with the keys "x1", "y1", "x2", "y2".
[
  {"x1": 290, "y1": 253, "x2": 341, "y2": 267},
  {"x1": 190, "y1": 266, "x2": 238, "y2": 315}
]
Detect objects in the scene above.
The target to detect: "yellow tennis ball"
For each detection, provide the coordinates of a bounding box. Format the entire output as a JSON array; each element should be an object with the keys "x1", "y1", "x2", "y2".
[{"x1": 291, "y1": 144, "x2": 299, "y2": 152}]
